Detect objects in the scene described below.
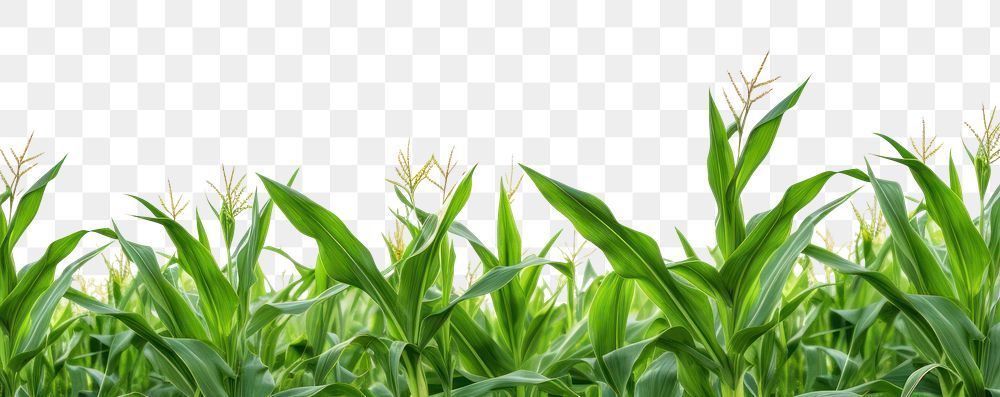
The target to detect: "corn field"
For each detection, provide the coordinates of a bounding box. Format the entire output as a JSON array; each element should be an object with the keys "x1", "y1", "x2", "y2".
[{"x1": 3, "y1": 64, "x2": 1000, "y2": 397}]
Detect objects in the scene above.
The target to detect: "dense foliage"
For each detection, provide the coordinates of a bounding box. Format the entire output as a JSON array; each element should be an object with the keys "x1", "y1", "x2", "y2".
[{"x1": 3, "y1": 62, "x2": 1000, "y2": 396}]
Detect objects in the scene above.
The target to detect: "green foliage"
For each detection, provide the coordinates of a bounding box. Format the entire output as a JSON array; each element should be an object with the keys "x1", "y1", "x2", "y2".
[{"x1": 7, "y1": 64, "x2": 1000, "y2": 397}]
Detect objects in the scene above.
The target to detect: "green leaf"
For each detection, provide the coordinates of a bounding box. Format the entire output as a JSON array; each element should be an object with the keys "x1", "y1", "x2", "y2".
[
  {"x1": 397, "y1": 167, "x2": 474, "y2": 340},
  {"x1": 908, "y1": 295, "x2": 985, "y2": 394},
  {"x1": 237, "y1": 355, "x2": 274, "y2": 397},
  {"x1": 439, "y1": 370, "x2": 579, "y2": 397},
  {"x1": 9, "y1": 315, "x2": 81, "y2": 374},
  {"x1": 589, "y1": 273, "x2": 634, "y2": 395},
  {"x1": 395, "y1": 186, "x2": 499, "y2": 269},
  {"x1": 64, "y1": 289, "x2": 198, "y2": 394},
  {"x1": 519, "y1": 290, "x2": 561, "y2": 359},
  {"x1": 720, "y1": 170, "x2": 866, "y2": 325},
  {"x1": 450, "y1": 307, "x2": 515, "y2": 378},
  {"x1": 521, "y1": 165, "x2": 729, "y2": 378},
  {"x1": 802, "y1": 246, "x2": 938, "y2": 349},
  {"x1": 731, "y1": 283, "x2": 829, "y2": 355},
  {"x1": 96, "y1": 331, "x2": 135, "y2": 397},
  {"x1": 634, "y1": 353, "x2": 682, "y2": 397},
  {"x1": 195, "y1": 209, "x2": 212, "y2": 250},
  {"x1": 607, "y1": 327, "x2": 719, "y2": 395},
  {"x1": 260, "y1": 174, "x2": 405, "y2": 338},
  {"x1": 707, "y1": 93, "x2": 740, "y2": 257},
  {"x1": 246, "y1": 283, "x2": 350, "y2": 336},
  {"x1": 674, "y1": 228, "x2": 698, "y2": 259},
  {"x1": 902, "y1": 363, "x2": 948, "y2": 397},
  {"x1": 132, "y1": 196, "x2": 239, "y2": 343},
  {"x1": 163, "y1": 338, "x2": 236, "y2": 397},
  {"x1": 949, "y1": 153, "x2": 963, "y2": 197},
  {"x1": 0, "y1": 230, "x2": 93, "y2": 335},
  {"x1": 0, "y1": 157, "x2": 66, "y2": 299},
  {"x1": 805, "y1": 245, "x2": 986, "y2": 393},
  {"x1": 988, "y1": 189, "x2": 1000, "y2": 282},
  {"x1": 271, "y1": 385, "x2": 368, "y2": 397},
  {"x1": 114, "y1": 222, "x2": 208, "y2": 341},
  {"x1": 8, "y1": 244, "x2": 108, "y2": 372},
  {"x1": 985, "y1": 324, "x2": 1000, "y2": 388},
  {"x1": 865, "y1": 161, "x2": 956, "y2": 299},
  {"x1": 419, "y1": 256, "x2": 554, "y2": 346},
  {"x1": 795, "y1": 380, "x2": 901, "y2": 397},
  {"x1": 975, "y1": 151, "x2": 993, "y2": 201},
  {"x1": 235, "y1": 195, "x2": 273, "y2": 312},
  {"x1": 877, "y1": 133, "x2": 991, "y2": 302},
  {"x1": 519, "y1": 229, "x2": 562, "y2": 298},
  {"x1": 493, "y1": 181, "x2": 527, "y2": 357},
  {"x1": 730, "y1": 79, "x2": 809, "y2": 195},
  {"x1": 664, "y1": 258, "x2": 731, "y2": 306},
  {"x1": 739, "y1": 190, "x2": 857, "y2": 336}
]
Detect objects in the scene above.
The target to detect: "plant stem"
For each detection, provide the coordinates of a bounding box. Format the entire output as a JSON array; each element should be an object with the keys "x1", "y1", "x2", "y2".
[
  {"x1": 0, "y1": 370, "x2": 13, "y2": 397},
  {"x1": 722, "y1": 383, "x2": 745, "y2": 397},
  {"x1": 565, "y1": 269, "x2": 576, "y2": 330},
  {"x1": 226, "y1": 244, "x2": 235, "y2": 286},
  {"x1": 403, "y1": 353, "x2": 428, "y2": 397},
  {"x1": 722, "y1": 361, "x2": 745, "y2": 397},
  {"x1": 980, "y1": 201, "x2": 986, "y2": 236}
]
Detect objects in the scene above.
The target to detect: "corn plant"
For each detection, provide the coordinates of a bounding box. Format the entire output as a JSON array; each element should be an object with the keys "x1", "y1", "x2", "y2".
[
  {"x1": 261, "y1": 160, "x2": 596, "y2": 397},
  {"x1": 521, "y1": 63, "x2": 878, "y2": 395},
  {"x1": 0, "y1": 135, "x2": 117, "y2": 396},
  {"x1": 11, "y1": 57, "x2": 1000, "y2": 396},
  {"x1": 800, "y1": 115, "x2": 1000, "y2": 396}
]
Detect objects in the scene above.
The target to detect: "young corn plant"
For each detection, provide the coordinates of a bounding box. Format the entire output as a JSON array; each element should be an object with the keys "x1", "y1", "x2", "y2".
[{"x1": 522, "y1": 59, "x2": 870, "y2": 396}]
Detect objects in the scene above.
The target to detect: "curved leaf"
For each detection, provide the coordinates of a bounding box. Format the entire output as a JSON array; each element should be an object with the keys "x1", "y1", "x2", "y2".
[
  {"x1": 865, "y1": 161, "x2": 955, "y2": 299},
  {"x1": 272, "y1": 384, "x2": 368, "y2": 397},
  {"x1": 589, "y1": 273, "x2": 634, "y2": 395},
  {"x1": 0, "y1": 230, "x2": 94, "y2": 335},
  {"x1": 246, "y1": 283, "x2": 350, "y2": 336},
  {"x1": 114, "y1": 222, "x2": 208, "y2": 341},
  {"x1": 419, "y1": 256, "x2": 554, "y2": 346},
  {"x1": 877, "y1": 133, "x2": 991, "y2": 301},
  {"x1": 261, "y1": 174, "x2": 404, "y2": 337},
  {"x1": 521, "y1": 165, "x2": 728, "y2": 375},
  {"x1": 8, "y1": 244, "x2": 108, "y2": 371},
  {"x1": 440, "y1": 370, "x2": 578, "y2": 397}
]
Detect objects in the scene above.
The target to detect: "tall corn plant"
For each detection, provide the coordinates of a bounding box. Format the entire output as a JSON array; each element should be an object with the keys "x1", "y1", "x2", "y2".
[
  {"x1": 522, "y1": 66, "x2": 868, "y2": 395},
  {"x1": 802, "y1": 114, "x2": 1000, "y2": 396},
  {"x1": 0, "y1": 137, "x2": 114, "y2": 396}
]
